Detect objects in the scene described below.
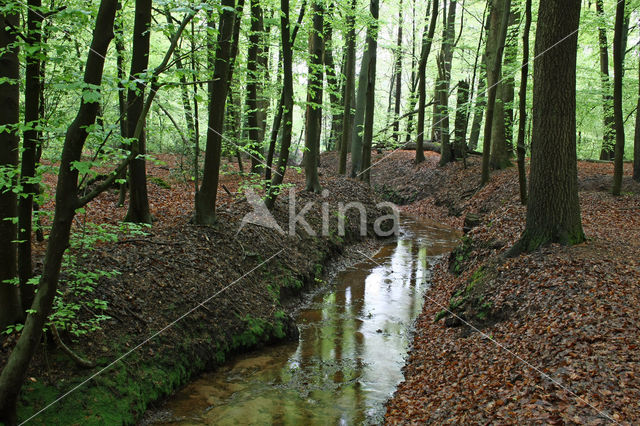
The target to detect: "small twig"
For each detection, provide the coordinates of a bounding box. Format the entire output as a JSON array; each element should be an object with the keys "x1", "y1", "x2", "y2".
[{"x1": 117, "y1": 239, "x2": 183, "y2": 246}]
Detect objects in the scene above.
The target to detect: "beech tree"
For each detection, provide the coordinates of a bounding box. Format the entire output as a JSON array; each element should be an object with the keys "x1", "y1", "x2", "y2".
[
  {"x1": 338, "y1": 0, "x2": 356, "y2": 175},
  {"x1": 595, "y1": 0, "x2": 616, "y2": 161},
  {"x1": 611, "y1": 0, "x2": 627, "y2": 196},
  {"x1": 414, "y1": 0, "x2": 439, "y2": 164},
  {"x1": 124, "y1": 0, "x2": 153, "y2": 224},
  {"x1": 516, "y1": 0, "x2": 532, "y2": 204},
  {"x1": 0, "y1": 1, "x2": 119, "y2": 421},
  {"x1": 0, "y1": 5, "x2": 22, "y2": 332},
  {"x1": 195, "y1": 0, "x2": 243, "y2": 224},
  {"x1": 511, "y1": 0, "x2": 585, "y2": 254},
  {"x1": 304, "y1": 0, "x2": 324, "y2": 193}
]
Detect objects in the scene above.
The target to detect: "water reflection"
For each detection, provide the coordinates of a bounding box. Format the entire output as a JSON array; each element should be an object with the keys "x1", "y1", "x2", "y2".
[{"x1": 152, "y1": 217, "x2": 459, "y2": 425}]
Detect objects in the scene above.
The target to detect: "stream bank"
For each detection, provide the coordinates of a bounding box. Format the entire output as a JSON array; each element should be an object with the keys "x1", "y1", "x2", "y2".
[{"x1": 4, "y1": 174, "x2": 393, "y2": 425}]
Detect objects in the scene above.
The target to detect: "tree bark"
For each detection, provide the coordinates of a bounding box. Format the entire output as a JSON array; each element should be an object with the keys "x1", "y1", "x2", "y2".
[
  {"x1": 338, "y1": 0, "x2": 356, "y2": 175},
  {"x1": 391, "y1": 0, "x2": 403, "y2": 144},
  {"x1": 323, "y1": 3, "x2": 342, "y2": 152},
  {"x1": 265, "y1": 0, "x2": 295, "y2": 209},
  {"x1": 611, "y1": 0, "x2": 627, "y2": 195},
  {"x1": 453, "y1": 80, "x2": 470, "y2": 159},
  {"x1": 359, "y1": 0, "x2": 379, "y2": 184},
  {"x1": 0, "y1": 2, "x2": 118, "y2": 422},
  {"x1": 468, "y1": 57, "x2": 486, "y2": 151},
  {"x1": 516, "y1": 0, "x2": 532, "y2": 205},
  {"x1": 596, "y1": 0, "x2": 616, "y2": 161},
  {"x1": 247, "y1": 0, "x2": 266, "y2": 174},
  {"x1": 264, "y1": 0, "x2": 306, "y2": 183},
  {"x1": 634, "y1": 42, "x2": 640, "y2": 182},
  {"x1": 437, "y1": 0, "x2": 457, "y2": 167},
  {"x1": 480, "y1": 0, "x2": 511, "y2": 184},
  {"x1": 414, "y1": 0, "x2": 438, "y2": 164},
  {"x1": 195, "y1": 0, "x2": 241, "y2": 224},
  {"x1": 350, "y1": 36, "x2": 370, "y2": 176},
  {"x1": 511, "y1": 0, "x2": 585, "y2": 254},
  {"x1": 18, "y1": 0, "x2": 45, "y2": 314},
  {"x1": 124, "y1": 0, "x2": 153, "y2": 224},
  {"x1": 304, "y1": 0, "x2": 324, "y2": 193},
  {"x1": 0, "y1": 5, "x2": 22, "y2": 334}
]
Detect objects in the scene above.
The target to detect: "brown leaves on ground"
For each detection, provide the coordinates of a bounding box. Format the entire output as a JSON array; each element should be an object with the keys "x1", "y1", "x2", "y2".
[{"x1": 375, "y1": 153, "x2": 640, "y2": 424}]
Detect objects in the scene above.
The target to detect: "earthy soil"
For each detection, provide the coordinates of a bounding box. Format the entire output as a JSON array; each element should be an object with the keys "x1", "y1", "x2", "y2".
[
  {"x1": 328, "y1": 151, "x2": 640, "y2": 424},
  {"x1": 1, "y1": 154, "x2": 390, "y2": 424}
]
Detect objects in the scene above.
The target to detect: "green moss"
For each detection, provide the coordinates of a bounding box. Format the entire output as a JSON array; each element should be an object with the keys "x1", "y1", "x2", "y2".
[{"x1": 148, "y1": 176, "x2": 171, "y2": 189}]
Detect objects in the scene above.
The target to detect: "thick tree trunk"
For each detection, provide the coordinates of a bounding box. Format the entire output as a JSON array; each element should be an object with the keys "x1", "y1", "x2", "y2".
[
  {"x1": 516, "y1": 0, "x2": 532, "y2": 205},
  {"x1": 124, "y1": 0, "x2": 152, "y2": 224},
  {"x1": 596, "y1": 0, "x2": 616, "y2": 161},
  {"x1": 338, "y1": 0, "x2": 356, "y2": 175},
  {"x1": 414, "y1": 0, "x2": 438, "y2": 164},
  {"x1": 195, "y1": 0, "x2": 241, "y2": 224},
  {"x1": 0, "y1": 2, "x2": 117, "y2": 422},
  {"x1": 265, "y1": 0, "x2": 295, "y2": 209},
  {"x1": 350, "y1": 40, "x2": 370, "y2": 177},
  {"x1": 480, "y1": 0, "x2": 511, "y2": 184},
  {"x1": 304, "y1": 0, "x2": 323, "y2": 193},
  {"x1": 611, "y1": 0, "x2": 627, "y2": 195},
  {"x1": 511, "y1": 0, "x2": 584, "y2": 254},
  {"x1": 0, "y1": 7, "x2": 22, "y2": 334},
  {"x1": 115, "y1": 2, "x2": 128, "y2": 206},
  {"x1": 359, "y1": 0, "x2": 379, "y2": 184}
]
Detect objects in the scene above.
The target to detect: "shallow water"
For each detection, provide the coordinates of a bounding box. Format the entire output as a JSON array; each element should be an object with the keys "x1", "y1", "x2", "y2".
[{"x1": 151, "y1": 217, "x2": 459, "y2": 425}]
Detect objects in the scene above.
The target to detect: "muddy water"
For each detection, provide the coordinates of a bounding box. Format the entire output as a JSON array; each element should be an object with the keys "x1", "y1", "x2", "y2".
[{"x1": 152, "y1": 217, "x2": 459, "y2": 425}]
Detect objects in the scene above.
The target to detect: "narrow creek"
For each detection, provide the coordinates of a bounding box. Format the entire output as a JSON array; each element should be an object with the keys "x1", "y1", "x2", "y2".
[{"x1": 149, "y1": 217, "x2": 460, "y2": 425}]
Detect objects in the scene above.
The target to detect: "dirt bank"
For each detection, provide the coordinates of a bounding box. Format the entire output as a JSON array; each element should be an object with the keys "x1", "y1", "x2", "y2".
[
  {"x1": 340, "y1": 151, "x2": 640, "y2": 424},
  {"x1": 1, "y1": 157, "x2": 392, "y2": 425}
]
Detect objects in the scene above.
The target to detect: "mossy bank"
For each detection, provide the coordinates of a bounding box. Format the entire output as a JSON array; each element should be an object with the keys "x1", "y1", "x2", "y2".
[{"x1": 3, "y1": 177, "x2": 391, "y2": 425}]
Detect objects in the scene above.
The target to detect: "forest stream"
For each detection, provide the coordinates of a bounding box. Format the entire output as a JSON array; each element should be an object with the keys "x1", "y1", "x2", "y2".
[{"x1": 146, "y1": 217, "x2": 460, "y2": 425}]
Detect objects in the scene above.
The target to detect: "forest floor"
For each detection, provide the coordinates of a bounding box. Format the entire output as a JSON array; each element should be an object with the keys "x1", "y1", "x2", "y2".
[
  {"x1": 321, "y1": 151, "x2": 640, "y2": 424},
  {"x1": 4, "y1": 150, "x2": 639, "y2": 424},
  {"x1": 2, "y1": 154, "x2": 390, "y2": 424}
]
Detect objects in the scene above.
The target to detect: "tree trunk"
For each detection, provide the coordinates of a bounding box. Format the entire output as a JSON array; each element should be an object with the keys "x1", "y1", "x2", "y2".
[
  {"x1": 596, "y1": 0, "x2": 615, "y2": 161},
  {"x1": 480, "y1": 0, "x2": 511, "y2": 184},
  {"x1": 349, "y1": 38, "x2": 370, "y2": 177},
  {"x1": 0, "y1": 2, "x2": 118, "y2": 422},
  {"x1": 338, "y1": 0, "x2": 356, "y2": 175},
  {"x1": 468, "y1": 57, "x2": 486, "y2": 151},
  {"x1": 124, "y1": 0, "x2": 152, "y2": 224},
  {"x1": 304, "y1": 0, "x2": 323, "y2": 193},
  {"x1": 516, "y1": 0, "x2": 532, "y2": 205},
  {"x1": 115, "y1": 2, "x2": 128, "y2": 206},
  {"x1": 453, "y1": 80, "x2": 470, "y2": 159},
  {"x1": 18, "y1": 0, "x2": 45, "y2": 314},
  {"x1": 0, "y1": 6, "x2": 22, "y2": 334},
  {"x1": 323, "y1": 3, "x2": 342, "y2": 152},
  {"x1": 634, "y1": 44, "x2": 640, "y2": 182},
  {"x1": 247, "y1": 0, "x2": 266, "y2": 174},
  {"x1": 264, "y1": 0, "x2": 306, "y2": 183},
  {"x1": 611, "y1": 0, "x2": 627, "y2": 196},
  {"x1": 437, "y1": 0, "x2": 457, "y2": 167},
  {"x1": 195, "y1": 0, "x2": 241, "y2": 224},
  {"x1": 414, "y1": 0, "x2": 438, "y2": 164},
  {"x1": 391, "y1": 0, "x2": 403, "y2": 144},
  {"x1": 359, "y1": 0, "x2": 379, "y2": 184},
  {"x1": 511, "y1": 0, "x2": 585, "y2": 254},
  {"x1": 265, "y1": 0, "x2": 295, "y2": 209}
]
